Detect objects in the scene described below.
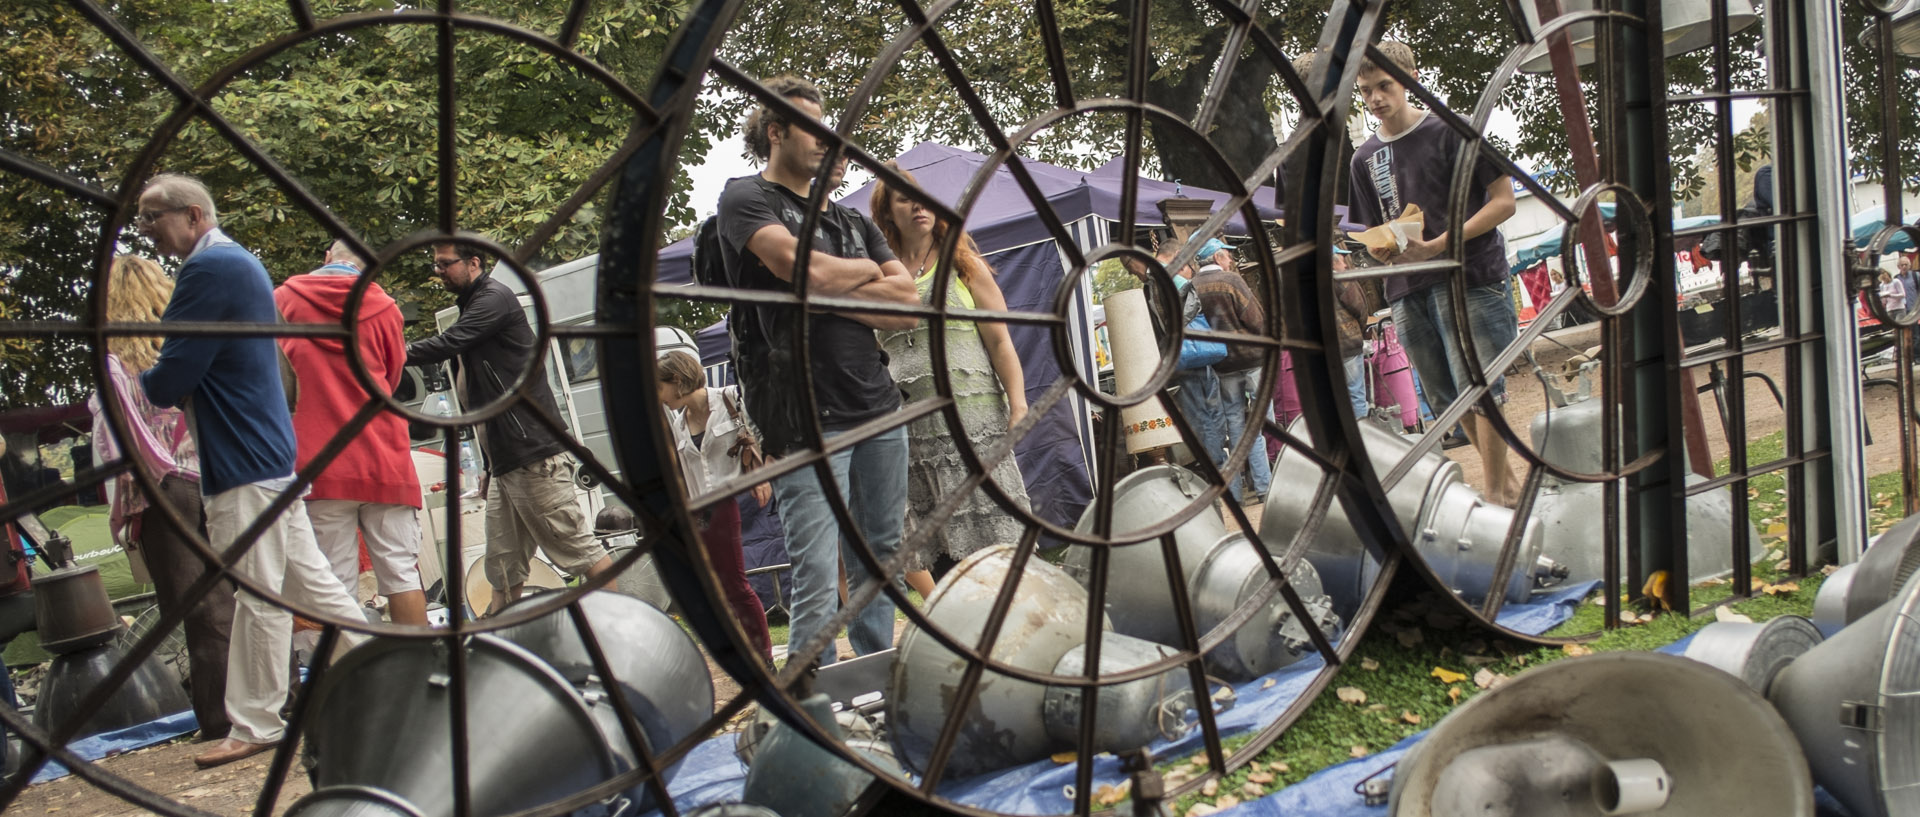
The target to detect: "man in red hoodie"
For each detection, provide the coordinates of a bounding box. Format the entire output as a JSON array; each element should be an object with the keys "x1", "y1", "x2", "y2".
[{"x1": 276, "y1": 241, "x2": 428, "y2": 626}]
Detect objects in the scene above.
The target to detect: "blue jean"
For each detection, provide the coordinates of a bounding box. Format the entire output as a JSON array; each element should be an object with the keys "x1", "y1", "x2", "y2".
[
  {"x1": 1391, "y1": 279, "x2": 1519, "y2": 413},
  {"x1": 1342, "y1": 355, "x2": 1369, "y2": 418},
  {"x1": 1170, "y1": 367, "x2": 1229, "y2": 492},
  {"x1": 1214, "y1": 367, "x2": 1271, "y2": 500},
  {"x1": 770, "y1": 424, "x2": 908, "y2": 667}
]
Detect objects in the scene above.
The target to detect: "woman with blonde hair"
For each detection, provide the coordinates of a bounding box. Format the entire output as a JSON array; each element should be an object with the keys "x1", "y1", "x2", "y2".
[
  {"x1": 656, "y1": 350, "x2": 773, "y2": 664},
  {"x1": 87, "y1": 254, "x2": 234, "y2": 739},
  {"x1": 871, "y1": 164, "x2": 1031, "y2": 597}
]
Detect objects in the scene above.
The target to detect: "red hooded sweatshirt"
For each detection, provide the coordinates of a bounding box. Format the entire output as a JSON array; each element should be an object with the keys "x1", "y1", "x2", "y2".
[{"x1": 276, "y1": 265, "x2": 421, "y2": 507}]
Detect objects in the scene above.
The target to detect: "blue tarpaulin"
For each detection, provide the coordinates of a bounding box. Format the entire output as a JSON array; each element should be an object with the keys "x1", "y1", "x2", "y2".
[
  {"x1": 28, "y1": 709, "x2": 196, "y2": 784},
  {"x1": 646, "y1": 580, "x2": 1601, "y2": 816}
]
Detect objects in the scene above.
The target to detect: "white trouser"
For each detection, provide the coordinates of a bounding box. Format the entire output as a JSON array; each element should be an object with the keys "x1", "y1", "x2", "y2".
[
  {"x1": 204, "y1": 483, "x2": 368, "y2": 744},
  {"x1": 305, "y1": 500, "x2": 425, "y2": 597}
]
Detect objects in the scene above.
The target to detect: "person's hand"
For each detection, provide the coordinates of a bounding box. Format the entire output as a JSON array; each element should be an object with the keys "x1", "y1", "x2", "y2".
[
  {"x1": 1396, "y1": 235, "x2": 1445, "y2": 264},
  {"x1": 1369, "y1": 244, "x2": 1397, "y2": 263},
  {"x1": 751, "y1": 481, "x2": 772, "y2": 507},
  {"x1": 1008, "y1": 401, "x2": 1029, "y2": 430}
]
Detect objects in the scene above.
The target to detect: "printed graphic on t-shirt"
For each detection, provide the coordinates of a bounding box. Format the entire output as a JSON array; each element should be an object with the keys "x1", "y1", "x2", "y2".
[{"x1": 1367, "y1": 146, "x2": 1400, "y2": 220}]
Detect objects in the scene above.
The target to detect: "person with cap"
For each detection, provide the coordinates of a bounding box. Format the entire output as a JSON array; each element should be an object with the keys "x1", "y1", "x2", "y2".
[{"x1": 1189, "y1": 237, "x2": 1271, "y2": 505}]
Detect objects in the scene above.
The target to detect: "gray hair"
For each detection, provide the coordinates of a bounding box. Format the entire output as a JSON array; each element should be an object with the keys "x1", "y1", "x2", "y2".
[
  {"x1": 143, "y1": 173, "x2": 219, "y2": 227},
  {"x1": 327, "y1": 239, "x2": 366, "y2": 269}
]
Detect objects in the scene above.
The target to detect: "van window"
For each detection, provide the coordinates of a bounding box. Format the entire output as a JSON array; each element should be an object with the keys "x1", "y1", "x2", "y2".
[{"x1": 562, "y1": 338, "x2": 599, "y2": 384}]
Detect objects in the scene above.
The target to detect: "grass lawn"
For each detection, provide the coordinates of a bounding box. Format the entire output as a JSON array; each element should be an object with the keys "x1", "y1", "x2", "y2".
[
  {"x1": 1158, "y1": 429, "x2": 1882, "y2": 815},
  {"x1": 1160, "y1": 565, "x2": 1825, "y2": 816}
]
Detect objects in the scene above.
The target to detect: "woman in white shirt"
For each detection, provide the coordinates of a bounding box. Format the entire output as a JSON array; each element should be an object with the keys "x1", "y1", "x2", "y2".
[
  {"x1": 656, "y1": 351, "x2": 773, "y2": 664},
  {"x1": 1880, "y1": 269, "x2": 1908, "y2": 317}
]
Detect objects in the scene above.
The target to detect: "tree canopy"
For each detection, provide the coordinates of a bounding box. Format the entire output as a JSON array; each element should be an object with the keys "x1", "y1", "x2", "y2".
[{"x1": 3, "y1": 0, "x2": 1914, "y2": 409}]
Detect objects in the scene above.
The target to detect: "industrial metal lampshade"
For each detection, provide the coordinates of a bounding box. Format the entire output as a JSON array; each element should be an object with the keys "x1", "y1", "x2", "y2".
[
  {"x1": 1767, "y1": 573, "x2": 1920, "y2": 817},
  {"x1": 1068, "y1": 466, "x2": 1342, "y2": 680},
  {"x1": 888, "y1": 546, "x2": 1196, "y2": 779},
  {"x1": 1812, "y1": 511, "x2": 1920, "y2": 636},
  {"x1": 1388, "y1": 653, "x2": 1814, "y2": 816},
  {"x1": 1862, "y1": 0, "x2": 1920, "y2": 56},
  {"x1": 1516, "y1": 0, "x2": 1761, "y2": 73}
]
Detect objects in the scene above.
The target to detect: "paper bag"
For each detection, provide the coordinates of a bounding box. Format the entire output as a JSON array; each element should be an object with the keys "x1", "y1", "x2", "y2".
[{"x1": 1353, "y1": 204, "x2": 1426, "y2": 254}]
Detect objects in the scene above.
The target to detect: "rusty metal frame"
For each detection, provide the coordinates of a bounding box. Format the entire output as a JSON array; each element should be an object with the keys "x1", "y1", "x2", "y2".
[
  {"x1": 0, "y1": 2, "x2": 714, "y2": 816},
  {"x1": 0, "y1": 0, "x2": 1876, "y2": 816},
  {"x1": 1849, "y1": 0, "x2": 1920, "y2": 534}
]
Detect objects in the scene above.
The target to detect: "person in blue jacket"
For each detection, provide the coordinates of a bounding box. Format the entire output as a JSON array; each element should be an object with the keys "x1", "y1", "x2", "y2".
[{"x1": 134, "y1": 173, "x2": 367, "y2": 769}]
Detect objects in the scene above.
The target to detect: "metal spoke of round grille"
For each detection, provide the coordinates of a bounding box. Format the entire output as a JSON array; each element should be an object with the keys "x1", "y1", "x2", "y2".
[{"x1": 0, "y1": 0, "x2": 1868, "y2": 815}]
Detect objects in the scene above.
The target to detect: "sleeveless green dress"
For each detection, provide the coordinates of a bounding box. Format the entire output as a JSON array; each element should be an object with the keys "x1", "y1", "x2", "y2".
[{"x1": 880, "y1": 265, "x2": 1032, "y2": 568}]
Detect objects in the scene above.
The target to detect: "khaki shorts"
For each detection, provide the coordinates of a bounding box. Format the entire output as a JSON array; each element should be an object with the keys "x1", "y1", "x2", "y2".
[{"x1": 483, "y1": 453, "x2": 600, "y2": 588}]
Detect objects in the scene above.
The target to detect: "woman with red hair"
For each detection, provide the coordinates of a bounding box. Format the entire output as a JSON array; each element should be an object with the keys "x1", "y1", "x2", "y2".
[{"x1": 871, "y1": 164, "x2": 1031, "y2": 596}]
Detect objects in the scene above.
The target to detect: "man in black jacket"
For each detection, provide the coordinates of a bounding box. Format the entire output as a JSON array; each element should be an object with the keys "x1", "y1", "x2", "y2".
[{"x1": 407, "y1": 242, "x2": 610, "y2": 616}]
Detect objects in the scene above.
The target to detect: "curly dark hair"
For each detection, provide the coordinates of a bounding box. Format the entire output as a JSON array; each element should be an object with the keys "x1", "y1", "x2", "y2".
[{"x1": 742, "y1": 75, "x2": 824, "y2": 162}]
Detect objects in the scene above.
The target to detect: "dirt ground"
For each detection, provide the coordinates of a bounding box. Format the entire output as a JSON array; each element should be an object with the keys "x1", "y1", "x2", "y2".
[{"x1": 12, "y1": 325, "x2": 1914, "y2": 816}]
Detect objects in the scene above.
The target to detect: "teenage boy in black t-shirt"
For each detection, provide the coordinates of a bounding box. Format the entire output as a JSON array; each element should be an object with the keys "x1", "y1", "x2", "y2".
[
  {"x1": 1348, "y1": 41, "x2": 1521, "y2": 506},
  {"x1": 716, "y1": 75, "x2": 918, "y2": 667}
]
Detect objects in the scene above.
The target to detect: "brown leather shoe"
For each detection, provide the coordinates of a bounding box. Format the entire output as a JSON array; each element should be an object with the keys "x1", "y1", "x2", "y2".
[{"x1": 193, "y1": 737, "x2": 277, "y2": 768}]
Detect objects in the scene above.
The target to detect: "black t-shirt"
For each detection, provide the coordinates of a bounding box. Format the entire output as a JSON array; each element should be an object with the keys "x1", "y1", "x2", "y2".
[
  {"x1": 717, "y1": 175, "x2": 901, "y2": 440},
  {"x1": 1347, "y1": 112, "x2": 1510, "y2": 303}
]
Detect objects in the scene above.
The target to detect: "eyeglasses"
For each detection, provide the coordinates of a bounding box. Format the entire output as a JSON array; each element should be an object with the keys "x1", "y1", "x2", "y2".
[
  {"x1": 134, "y1": 206, "x2": 188, "y2": 226},
  {"x1": 430, "y1": 257, "x2": 469, "y2": 271}
]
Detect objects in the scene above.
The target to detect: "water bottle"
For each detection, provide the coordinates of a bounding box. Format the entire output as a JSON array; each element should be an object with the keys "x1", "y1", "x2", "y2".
[
  {"x1": 458, "y1": 441, "x2": 482, "y2": 498},
  {"x1": 430, "y1": 392, "x2": 452, "y2": 419}
]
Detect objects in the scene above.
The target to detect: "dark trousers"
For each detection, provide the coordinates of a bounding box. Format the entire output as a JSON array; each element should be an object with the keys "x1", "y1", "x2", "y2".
[
  {"x1": 0, "y1": 590, "x2": 34, "y2": 776},
  {"x1": 702, "y1": 499, "x2": 772, "y2": 663},
  {"x1": 141, "y1": 475, "x2": 236, "y2": 739}
]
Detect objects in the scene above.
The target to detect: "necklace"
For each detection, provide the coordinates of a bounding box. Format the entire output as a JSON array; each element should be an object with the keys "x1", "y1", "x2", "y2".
[{"x1": 910, "y1": 242, "x2": 937, "y2": 275}]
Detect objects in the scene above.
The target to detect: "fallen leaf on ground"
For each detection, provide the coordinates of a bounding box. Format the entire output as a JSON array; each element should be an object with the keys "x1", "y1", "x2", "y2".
[
  {"x1": 1361, "y1": 657, "x2": 1380, "y2": 671},
  {"x1": 1261, "y1": 678, "x2": 1277, "y2": 689},
  {"x1": 1822, "y1": 564, "x2": 1840, "y2": 576},
  {"x1": 1093, "y1": 781, "x2": 1130, "y2": 806},
  {"x1": 1562, "y1": 643, "x2": 1594, "y2": 657},
  {"x1": 1620, "y1": 610, "x2": 1646, "y2": 624},
  {"x1": 1051, "y1": 751, "x2": 1077, "y2": 764},
  {"x1": 1272, "y1": 761, "x2": 1290, "y2": 773},
  {"x1": 1396, "y1": 629, "x2": 1424, "y2": 648},
  {"x1": 1248, "y1": 771, "x2": 1275, "y2": 784},
  {"x1": 1216, "y1": 795, "x2": 1241, "y2": 809},
  {"x1": 1350, "y1": 746, "x2": 1370, "y2": 759},
  {"x1": 1763, "y1": 581, "x2": 1800, "y2": 595},
  {"x1": 1401, "y1": 710, "x2": 1422, "y2": 724},
  {"x1": 1474, "y1": 668, "x2": 1507, "y2": 689},
  {"x1": 1448, "y1": 686, "x2": 1463, "y2": 702},
  {"x1": 1641, "y1": 571, "x2": 1670, "y2": 610},
  {"x1": 1201, "y1": 778, "x2": 1219, "y2": 797},
  {"x1": 1241, "y1": 782, "x2": 1266, "y2": 798},
  {"x1": 1250, "y1": 761, "x2": 1265, "y2": 773},
  {"x1": 1336, "y1": 686, "x2": 1368, "y2": 705},
  {"x1": 1187, "y1": 803, "x2": 1221, "y2": 816},
  {"x1": 1430, "y1": 666, "x2": 1467, "y2": 684},
  {"x1": 1714, "y1": 607, "x2": 1753, "y2": 624}
]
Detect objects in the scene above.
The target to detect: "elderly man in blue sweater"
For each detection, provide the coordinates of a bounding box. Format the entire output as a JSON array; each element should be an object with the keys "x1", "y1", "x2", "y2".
[{"x1": 135, "y1": 173, "x2": 368, "y2": 769}]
